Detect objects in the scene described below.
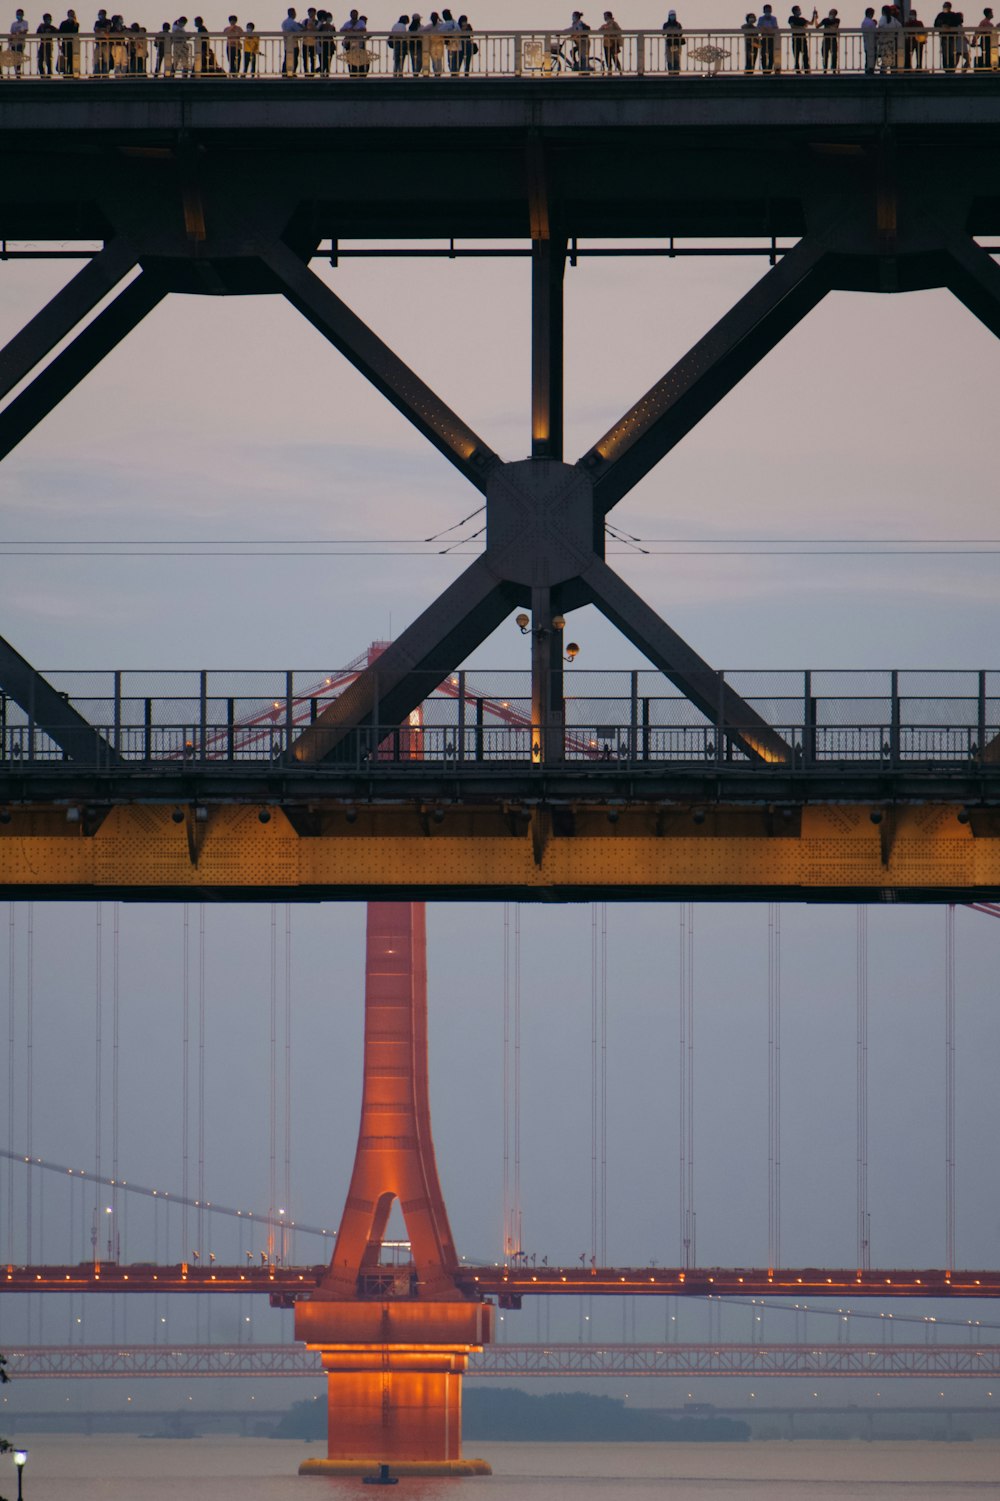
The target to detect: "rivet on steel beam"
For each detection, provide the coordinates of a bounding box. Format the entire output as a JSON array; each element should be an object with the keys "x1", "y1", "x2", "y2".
[
  {"x1": 870, "y1": 810, "x2": 883, "y2": 825},
  {"x1": 258, "y1": 808, "x2": 272, "y2": 824},
  {"x1": 171, "y1": 809, "x2": 185, "y2": 824}
]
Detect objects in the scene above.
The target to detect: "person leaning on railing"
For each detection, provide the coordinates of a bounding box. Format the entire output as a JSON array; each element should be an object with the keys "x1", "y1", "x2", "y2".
[
  {"x1": 757, "y1": 2, "x2": 779, "y2": 70},
  {"x1": 934, "y1": 0, "x2": 961, "y2": 69},
  {"x1": 662, "y1": 6, "x2": 683, "y2": 69},
  {"x1": 815, "y1": 4, "x2": 839, "y2": 69},
  {"x1": 599, "y1": 7, "x2": 623, "y2": 69},
  {"x1": 973, "y1": 4, "x2": 995, "y2": 66},
  {"x1": 904, "y1": 6, "x2": 927, "y2": 65},
  {"x1": 741, "y1": 10, "x2": 760, "y2": 69}
]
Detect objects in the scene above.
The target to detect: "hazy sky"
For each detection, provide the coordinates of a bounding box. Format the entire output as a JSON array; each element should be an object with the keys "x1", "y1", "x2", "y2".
[{"x1": 3, "y1": 28, "x2": 1000, "y2": 1410}]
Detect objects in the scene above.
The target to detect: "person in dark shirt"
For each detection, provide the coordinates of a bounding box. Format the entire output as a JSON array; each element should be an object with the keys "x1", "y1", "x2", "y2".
[
  {"x1": 36, "y1": 11, "x2": 56, "y2": 72},
  {"x1": 662, "y1": 8, "x2": 683, "y2": 70},
  {"x1": 787, "y1": 3, "x2": 812, "y2": 70},
  {"x1": 58, "y1": 6, "x2": 79, "y2": 72},
  {"x1": 904, "y1": 6, "x2": 927, "y2": 65},
  {"x1": 816, "y1": 5, "x2": 839, "y2": 69},
  {"x1": 934, "y1": 0, "x2": 960, "y2": 68},
  {"x1": 741, "y1": 10, "x2": 760, "y2": 69},
  {"x1": 973, "y1": 4, "x2": 994, "y2": 65}
]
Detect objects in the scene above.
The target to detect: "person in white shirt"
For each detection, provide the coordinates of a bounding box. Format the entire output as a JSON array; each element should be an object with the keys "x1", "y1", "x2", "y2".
[
  {"x1": 876, "y1": 1, "x2": 901, "y2": 68},
  {"x1": 281, "y1": 5, "x2": 302, "y2": 73},
  {"x1": 389, "y1": 11, "x2": 407, "y2": 71},
  {"x1": 757, "y1": 2, "x2": 779, "y2": 69},
  {"x1": 860, "y1": 4, "x2": 877, "y2": 69},
  {"x1": 9, "y1": 7, "x2": 27, "y2": 73}
]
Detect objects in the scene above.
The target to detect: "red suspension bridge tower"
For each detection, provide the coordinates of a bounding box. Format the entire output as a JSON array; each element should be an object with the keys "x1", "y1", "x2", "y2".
[{"x1": 294, "y1": 901, "x2": 493, "y2": 1477}]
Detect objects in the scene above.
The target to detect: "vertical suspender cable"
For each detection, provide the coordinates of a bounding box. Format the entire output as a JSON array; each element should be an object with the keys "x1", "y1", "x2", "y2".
[
  {"x1": 26, "y1": 904, "x2": 34, "y2": 1266},
  {"x1": 679, "y1": 903, "x2": 695, "y2": 1268},
  {"x1": 678, "y1": 903, "x2": 687, "y2": 1268},
  {"x1": 591, "y1": 905, "x2": 598, "y2": 1267},
  {"x1": 946, "y1": 903, "x2": 956, "y2": 1271},
  {"x1": 198, "y1": 906, "x2": 206, "y2": 1262},
  {"x1": 6, "y1": 903, "x2": 14, "y2": 1264},
  {"x1": 594, "y1": 900, "x2": 603, "y2": 1266},
  {"x1": 93, "y1": 903, "x2": 102, "y2": 1265},
  {"x1": 502, "y1": 903, "x2": 510, "y2": 1256},
  {"x1": 112, "y1": 903, "x2": 120, "y2": 1257},
  {"x1": 283, "y1": 903, "x2": 292, "y2": 1264},
  {"x1": 767, "y1": 902, "x2": 781, "y2": 1270},
  {"x1": 269, "y1": 903, "x2": 277, "y2": 1262},
  {"x1": 513, "y1": 903, "x2": 522, "y2": 1260},
  {"x1": 181, "y1": 904, "x2": 190, "y2": 1259},
  {"x1": 857, "y1": 905, "x2": 870, "y2": 1270}
]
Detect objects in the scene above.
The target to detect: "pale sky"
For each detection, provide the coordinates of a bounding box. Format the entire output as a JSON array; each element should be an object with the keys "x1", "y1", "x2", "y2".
[{"x1": 3, "y1": 35, "x2": 1000, "y2": 1411}]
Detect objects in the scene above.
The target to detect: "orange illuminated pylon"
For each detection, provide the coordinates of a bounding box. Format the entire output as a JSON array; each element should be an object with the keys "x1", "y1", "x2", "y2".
[
  {"x1": 322, "y1": 901, "x2": 460, "y2": 1299},
  {"x1": 296, "y1": 900, "x2": 493, "y2": 1476}
]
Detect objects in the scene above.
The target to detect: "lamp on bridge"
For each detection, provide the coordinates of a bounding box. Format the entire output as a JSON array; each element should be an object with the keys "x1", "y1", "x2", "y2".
[{"x1": 12, "y1": 1448, "x2": 28, "y2": 1501}]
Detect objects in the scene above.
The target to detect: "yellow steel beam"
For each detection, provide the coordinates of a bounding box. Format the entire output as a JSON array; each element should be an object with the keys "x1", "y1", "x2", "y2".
[{"x1": 0, "y1": 802, "x2": 998, "y2": 898}]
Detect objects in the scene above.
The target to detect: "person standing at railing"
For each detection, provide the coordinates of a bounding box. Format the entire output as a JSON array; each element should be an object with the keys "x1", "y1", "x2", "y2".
[
  {"x1": 242, "y1": 19, "x2": 258, "y2": 70},
  {"x1": 169, "y1": 15, "x2": 192, "y2": 77},
  {"x1": 151, "y1": 18, "x2": 167, "y2": 71},
  {"x1": 315, "y1": 8, "x2": 333, "y2": 71},
  {"x1": 815, "y1": 5, "x2": 839, "y2": 68},
  {"x1": 6, "y1": 5, "x2": 25, "y2": 72},
  {"x1": 787, "y1": 5, "x2": 812, "y2": 70},
  {"x1": 407, "y1": 12, "x2": 423, "y2": 72},
  {"x1": 599, "y1": 9, "x2": 623, "y2": 69},
  {"x1": 223, "y1": 13, "x2": 242, "y2": 72},
  {"x1": 741, "y1": 12, "x2": 760, "y2": 70},
  {"x1": 128, "y1": 19, "x2": 146, "y2": 70},
  {"x1": 876, "y1": 3, "x2": 901, "y2": 68},
  {"x1": 456, "y1": 11, "x2": 473, "y2": 70},
  {"x1": 92, "y1": 6, "x2": 110, "y2": 72},
  {"x1": 903, "y1": 6, "x2": 926, "y2": 64},
  {"x1": 389, "y1": 11, "x2": 407, "y2": 71},
  {"x1": 757, "y1": 3, "x2": 779, "y2": 69},
  {"x1": 567, "y1": 10, "x2": 592, "y2": 71},
  {"x1": 440, "y1": 6, "x2": 460, "y2": 70},
  {"x1": 860, "y1": 6, "x2": 877, "y2": 69},
  {"x1": 662, "y1": 8, "x2": 683, "y2": 70},
  {"x1": 58, "y1": 6, "x2": 79, "y2": 72},
  {"x1": 36, "y1": 10, "x2": 56, "y2": 71},
  {"x1": 934, "y1": 0, "x2": 960, "y2": 68},
  {"x1": 425, "y1": 11, "x2": 446, "y2": 74},
  {"x1": 973, "y1": 5, "x2": 995, "y2": 65},
  {"x1": 281, "y1": 5, "x2": 302, "y2": 73},
  {"x1": 299, "y1": 6, "x2": 317, "y2": 71}
]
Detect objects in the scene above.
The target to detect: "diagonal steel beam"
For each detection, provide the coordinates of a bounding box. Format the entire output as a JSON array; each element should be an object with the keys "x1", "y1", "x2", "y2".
[
  {"x1": 261, "y1": 240, "x2": 501, "y2": 495},
  {"x1": 581, "y1": 558, "x2": 791, "y2": 763},
  {"x1": 0, "y1": 272, "x2": 166, "y2": 462},
  {"x1": 291, "y1": 555, "x2": 518, "y2": 764},
  {"x1": 580, "y1": 237, "x2": 832, "y2": 514},
  {"x1": 0, "y1": 634, "x2": 118, "y2": 766},
  {"x1": 943, "y1": 230, "x2": 1000, "y2": 341},
  {"x1": 0, "y1": 238, "x2": 140, "y2": 405}
]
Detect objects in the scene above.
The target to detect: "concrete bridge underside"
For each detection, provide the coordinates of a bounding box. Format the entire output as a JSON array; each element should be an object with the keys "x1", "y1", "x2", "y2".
[{"x1": 3, "y1": 78, "x2": 1000, "y2": 901}]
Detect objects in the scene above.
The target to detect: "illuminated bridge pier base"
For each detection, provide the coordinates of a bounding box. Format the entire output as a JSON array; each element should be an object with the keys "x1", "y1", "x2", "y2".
[{"x1": 294, "y1": 902, "x2": 493, "y2": 1477}]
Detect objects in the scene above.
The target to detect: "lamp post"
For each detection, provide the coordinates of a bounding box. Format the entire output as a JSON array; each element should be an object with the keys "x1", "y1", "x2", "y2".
[{"x1": 12, "y1": 1448, "x2": 28, "y2": 1501}]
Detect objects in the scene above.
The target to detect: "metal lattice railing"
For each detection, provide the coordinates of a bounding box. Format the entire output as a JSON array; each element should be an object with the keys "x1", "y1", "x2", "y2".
[
  {"x1": 0, "y1": 26, "x2": 993, "y2": 82},
  {"x1": 2, "y1": 667, "x2": 999, "y2": 770}
]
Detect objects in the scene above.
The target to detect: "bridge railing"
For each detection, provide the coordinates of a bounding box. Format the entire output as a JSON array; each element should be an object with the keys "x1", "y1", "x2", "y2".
[
  {"x1": 0, "y1": 27, "x2": 991, "y2": 82},
  {"x1": 1, "y1": 668, "x2": 998, "y2": 771}
]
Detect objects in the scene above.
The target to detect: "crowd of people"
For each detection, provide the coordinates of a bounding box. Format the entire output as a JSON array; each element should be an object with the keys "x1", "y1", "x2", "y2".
[{"x1": 0, "y1": 4, "x2": 995, "y2": 76}]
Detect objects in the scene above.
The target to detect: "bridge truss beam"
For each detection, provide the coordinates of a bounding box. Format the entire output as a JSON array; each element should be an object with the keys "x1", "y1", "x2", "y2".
[{"x1": 6, "y1": 1342, "x2": 1000, "y2": 1380}]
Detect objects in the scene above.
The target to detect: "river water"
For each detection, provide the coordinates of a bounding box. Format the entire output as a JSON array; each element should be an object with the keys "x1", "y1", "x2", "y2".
[{"x1": 8, "y1": 1437, "x2": 1000, "y2": 1500}]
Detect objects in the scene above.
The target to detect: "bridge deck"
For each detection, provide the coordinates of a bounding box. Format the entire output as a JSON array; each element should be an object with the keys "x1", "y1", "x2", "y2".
[{"x1": 6, "y1": 1263, "x2": 1000, "y2": 1298}]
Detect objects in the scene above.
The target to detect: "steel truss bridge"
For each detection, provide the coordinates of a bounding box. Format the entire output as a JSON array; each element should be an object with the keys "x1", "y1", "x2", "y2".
[
  {"x1": 7, "y1": 1342, "x2": 1000, "y2": 1380},
  {"x1": 2, "y1": 78, "x2": 1000, "y2": 900}
]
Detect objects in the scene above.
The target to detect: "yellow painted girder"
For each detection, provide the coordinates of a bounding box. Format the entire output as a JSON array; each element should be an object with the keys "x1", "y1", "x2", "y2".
[{"x1": 0, "y1": 802, "x2": 996, "y2": 895}]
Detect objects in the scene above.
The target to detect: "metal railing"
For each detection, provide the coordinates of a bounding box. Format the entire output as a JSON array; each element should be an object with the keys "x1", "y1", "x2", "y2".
[
  {"x1": 2, "y1": 668, "x2": 999, "y2": 771},
  {"x1": 0, "y1": 26, "x2": 994, "y2": 81}
]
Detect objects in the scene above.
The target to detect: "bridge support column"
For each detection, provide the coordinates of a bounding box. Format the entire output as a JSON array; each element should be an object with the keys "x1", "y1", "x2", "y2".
[
  {"x1": 296, "y1": 1300, "x2": 493, "y2": 1476},
  {"x1": 294, "y1": 901, "x2": 493, "y2": 1476}
]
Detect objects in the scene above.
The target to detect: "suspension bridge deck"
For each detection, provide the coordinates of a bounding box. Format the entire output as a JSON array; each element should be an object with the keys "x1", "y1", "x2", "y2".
[{"x1": 6, "y1": 1264, "x2": 1000, "y2": 1299}]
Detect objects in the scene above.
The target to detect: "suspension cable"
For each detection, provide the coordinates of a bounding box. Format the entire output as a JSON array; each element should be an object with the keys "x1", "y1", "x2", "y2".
[
  {"x1": 768, "y1": 902, "x2": 781, "y2": 1271},
  {"x1": 6, "y1": 903, "x2": 14, "y2": 1264},
  {"x1": 502, "y1": 902, "x2": 510, "y2": 1257},
  {"x1": 181, "y1": 905, "x2": 190, "y2": 1259},
  {"x1": 946, "y1": 904, "x2": 956, "y2": 1271},
  {"x1": 513, "y1": 904, "x2": 522, "y2": 1261},
  {"x1": 268, "y1": 904, "x2": 277, "y2": 1263},
  {"x1": 857, "y1": 905, "x2": 870, "y2": 1270},
  {"x1": 93, "y1": 903, "x2": 102, "y2": 1264},
  {"x1": 198, "y1": 906, "x2": 206, "y2": 1263},
  {"x1": 679, "y1": 903, "x2": 695, "y2": 1269},
  {"x1": 283, "y1": 903, "x2": 292, "y2": 1265}
]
